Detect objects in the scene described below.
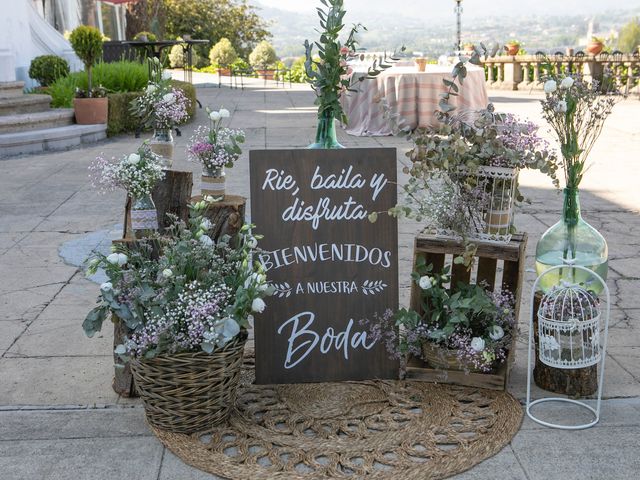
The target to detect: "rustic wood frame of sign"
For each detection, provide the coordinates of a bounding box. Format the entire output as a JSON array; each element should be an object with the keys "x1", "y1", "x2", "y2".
[{"x1": 250, "y1": 148, "x2": 399, "y2": 384}]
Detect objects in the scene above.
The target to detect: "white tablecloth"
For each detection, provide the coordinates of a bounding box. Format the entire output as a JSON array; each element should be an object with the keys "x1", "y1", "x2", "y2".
[{"x1": 341, "y1": 65, "x2": 489, "y2": 136}]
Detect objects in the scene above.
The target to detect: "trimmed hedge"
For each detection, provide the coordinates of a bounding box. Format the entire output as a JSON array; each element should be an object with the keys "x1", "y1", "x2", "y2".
[{"x1": 107, "y1": 80, "x2": 197, "y2": 136}]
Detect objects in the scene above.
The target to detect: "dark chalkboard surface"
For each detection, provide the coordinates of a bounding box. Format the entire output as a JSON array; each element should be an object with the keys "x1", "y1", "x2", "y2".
[{"x1": 250, "y1": 149, "x2": 399, "y2": 384}]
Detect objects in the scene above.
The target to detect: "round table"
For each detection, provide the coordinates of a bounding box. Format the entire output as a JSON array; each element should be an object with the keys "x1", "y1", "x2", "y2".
[{"x1": 341, "y1": 65, "x2": 489, "y2": 136}]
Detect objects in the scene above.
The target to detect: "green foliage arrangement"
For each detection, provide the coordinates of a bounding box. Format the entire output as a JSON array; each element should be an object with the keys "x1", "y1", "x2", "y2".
[
  {"x1": 249, "y1": 40, "x2": 277, "y2": 69},
  {"x1": 164, "y1": 0, "x2": 270, "y2": 60},
  {"x1": 69, "y1": 26, "x2": 104, "y2": 97},
  {"x1": 28, "y1": 55, "x2": 70, "y2": 87},
  {"x1": 209, "y1": 38, "x2": 238, "y2": 67},
  {"x1": 618, "y1": 17, "x2": 640, "y2": 53}
]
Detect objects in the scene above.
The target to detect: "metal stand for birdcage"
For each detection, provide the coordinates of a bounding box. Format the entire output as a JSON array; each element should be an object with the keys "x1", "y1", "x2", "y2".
[{"x1": 526, "y1": 265, "x2": 611, "y2": 430}]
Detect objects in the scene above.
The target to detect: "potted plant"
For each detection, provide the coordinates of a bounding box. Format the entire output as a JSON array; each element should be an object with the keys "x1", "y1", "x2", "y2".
[
  {"x1": 187, "y1": 106, "x2": 245, "y2": 201},
  {"x1": 504, "y1": 40, "x2": 520, "y2": 56},
  {"x1": 249, "y1": 40, "x2": 278, "y2": 80},
  {"x1": 586, "y1": 36, "x2": 605, "y2": 55},
  {"x1": 130, "y1": 58, "x2": 191, "y2": 166},
  {"x1": 83, "y1": 202, "x2": 272, "y2": 433},
  {"x1": 90, "y1": 142, "x2": 165, "y2": 239},
  {"x1": 69, "y1": 25, "x2": 108, "y2": 124},
  {"x1": 209, "y1": 38, "x2": 238, "y2": 76},
  {"x1": 364, "y1": 259, "x2": 517, "y2": 373}
]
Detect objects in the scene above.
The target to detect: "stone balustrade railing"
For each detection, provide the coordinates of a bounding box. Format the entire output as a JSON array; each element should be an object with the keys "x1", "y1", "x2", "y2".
[{"x1": 480, "y1": 53, "x2": 640, "y2": 93}]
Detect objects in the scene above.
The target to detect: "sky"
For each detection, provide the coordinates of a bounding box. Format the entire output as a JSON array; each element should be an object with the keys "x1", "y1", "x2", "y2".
[{"x1": 256, "y1": 0, "x2": 640, "y2": 19}]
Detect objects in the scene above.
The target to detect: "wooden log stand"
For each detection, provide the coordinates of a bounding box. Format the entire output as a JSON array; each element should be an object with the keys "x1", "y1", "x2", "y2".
[
  {"x1": 405, "y1": 233, "x2": 528, "y2": 391},
  {"x1": 111, "y1": 172, "x2": 246, "y2": 397}
]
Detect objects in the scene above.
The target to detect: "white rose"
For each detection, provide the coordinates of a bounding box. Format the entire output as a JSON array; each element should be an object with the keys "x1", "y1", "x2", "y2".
[
  {"x1": 200, "y1": 218, "x2": 212, "y2": 230},
  {"x1": 162, "y1": 70, "x2": 172, "y2": 80},
  {"x1": 127, "y1": 153, "x2": 140, "y2": 165},
  {"x1": 219, "y1": 108, "x2": 230, "y2": 118},
  {"x1": 543, "y1": 79, "x2": 557, "y2": 94},
  {"x1": 418, "y1": 275, "x2": 432, "y2": 290},
  {"x1": 251, "y1": 297, "x2": 266, "y2": 313},
  {"x1": 162, "y1": 268, "x2": 173, "y2": 278},
  {"x1": 116, "y1": 253, "x2": 128, "y2": 266},
  {"x1": 470, "y1": 337, "x2": 486, "y2": 352},
  {"x1": 146, "y1": 84, "x2": 157, "y2": 94},
  {"x1": 489, "y1": 325, "x2": 504, "y2": 341},
  {"x1": 163, "y1": 92, "x2": 175, "y2": 104},
  {"x1": 560, "y1": 76, "x2": 574, "y2": 89},
  {"x1": 555, "y1": 100, "x2": 568, "y2": 113},
  {"x1": 246, "y1": 237, "x2": 258, "y2": 249},
  {"x1": 209, "y1": 111, "x2": 221, "y2": 121},
  {"x1": 199, "y1": 234, "x2": 213, "y2": 247},
  {"x1": 100, "y1": 282, "x2": 113, "y2": 291},
  {"x1": 106, "y1": 253, "x2": 120, "y2": 265}
]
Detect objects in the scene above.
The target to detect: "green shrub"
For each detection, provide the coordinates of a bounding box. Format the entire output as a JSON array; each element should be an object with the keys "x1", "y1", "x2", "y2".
[
  {"x1": 29, "y1": 55, "x2": 70, "y2": 87},
  {"x1": 134, "y1": 31, "x2": 157, "y2": 42},
  {"x1": 209, "y1": 38, "x2": 238, "y2": 67},
  {"x1": 69, "y1": 26, "x2": 104, "y2": 95},
  {"x1": 231, "y1": 58, "x2": 250, "y2": 72},
  {"x1": 275, "y1": 56, "x2": 312, "y2": 83},
  {"x1": 249, "y1": 41, "x2": 277, "y2": 69},
  {"x1": 48, "y1": 61, "x2": 149, "y2": 107},
  {"x1": 168, "y1": 44, "x2": 204, "y2": 69}
]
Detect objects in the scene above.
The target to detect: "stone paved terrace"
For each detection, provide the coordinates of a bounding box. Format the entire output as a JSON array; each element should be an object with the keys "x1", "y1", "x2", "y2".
[{"x1": 0, "y1": 74, "x2": 639, "y2": 479}]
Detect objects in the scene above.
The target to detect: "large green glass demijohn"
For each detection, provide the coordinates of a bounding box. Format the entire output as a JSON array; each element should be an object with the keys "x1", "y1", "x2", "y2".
[{"x1": 308, "y1": 108, "x2": 344, "y2": 149}]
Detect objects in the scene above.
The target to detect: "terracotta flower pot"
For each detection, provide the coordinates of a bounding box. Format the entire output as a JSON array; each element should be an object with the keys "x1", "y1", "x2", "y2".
[
  {"x1": 586, "y1": 41, "x2": 604, "y2": 55},
  {"x1": 73, "y1": 97, "x2": 108, "y2": 125},
  {"x1": 415, "y1": 58, "x2": 428, "y2": 72},
  {"x1": 256, "y1": 69, "x2": 275, "y2": 80},
  {"x1": 218, "y1": 67, "x2": 231, "y2": 76},
  {"x1": 505, "y1": 43, "x2": 520, "y2": 56}
]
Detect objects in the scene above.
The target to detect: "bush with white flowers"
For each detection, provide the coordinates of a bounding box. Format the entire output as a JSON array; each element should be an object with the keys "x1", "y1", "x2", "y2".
[
  {"x1": 83, "y1": 199, "x2": 273, "y2": 359},
  {"x1": 186, "y1": 106, "x2": 245, "y2": 172}
]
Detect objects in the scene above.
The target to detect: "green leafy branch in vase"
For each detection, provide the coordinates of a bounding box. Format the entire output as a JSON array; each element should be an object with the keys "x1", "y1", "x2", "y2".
[{"x1": 304, "y1": 0, "x2": 403, "y2": 125}]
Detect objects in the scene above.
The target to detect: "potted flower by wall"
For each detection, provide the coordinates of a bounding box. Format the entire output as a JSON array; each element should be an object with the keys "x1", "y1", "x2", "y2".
[
  {"x1": 187, "y1": 106, "x2": 245, "y2": 201},
  {"x1": 504, "y1": 40, "x2": 520, "y2": 56},
  {"x1": 249, "y1": 40, "x2": 278, "y2": 80},
  {"x1": 83, "y1": 204, "x2": 272, "y2": 433},
  {"x1": 209, "y1": 38, "x2": 238, "y2": 76},
  {"x1": 69, "y1": 25, "x2": 108, "y2": 124},
  {"x1": 586, "y1": 36, "x2": 605, "y2": 55}
]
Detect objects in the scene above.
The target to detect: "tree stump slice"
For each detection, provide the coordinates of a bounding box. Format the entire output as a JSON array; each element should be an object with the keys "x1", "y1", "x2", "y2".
[
  {"x1": 532, "y1": 292, "x2": 598, "y2": 397},
  {"x1": 193, "y1": 195, "x2": 246, "y2": 241},
  {"x1": 112, "y1": 316, "x2": 136, "y2": 397}
]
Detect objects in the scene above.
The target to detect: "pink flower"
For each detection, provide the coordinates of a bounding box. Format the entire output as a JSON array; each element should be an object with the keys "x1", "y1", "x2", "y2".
[
  {"x1": 340, "y1": 46, "x2": 349, "y2": 55},
  {"x1": 339, "y1": 59, "x2": 347, "y2": 68}
]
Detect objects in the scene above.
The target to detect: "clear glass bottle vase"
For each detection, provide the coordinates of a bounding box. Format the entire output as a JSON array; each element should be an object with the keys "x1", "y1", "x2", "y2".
[
  {"x1": 308, "y1": 108, "x2": 344, "y2": 149},
  {"x1": 535, "y1": 187, "x2": 608, "y2": 293},
  {"x1": 149, "y1": 127, "x2": 174, "y2": 168},
  {"x1": 131, "y1": 193, "x2": 159, "y2": 239},
  {"x1": 201, "y1": 166, "x2": 225, "y2": 201}
]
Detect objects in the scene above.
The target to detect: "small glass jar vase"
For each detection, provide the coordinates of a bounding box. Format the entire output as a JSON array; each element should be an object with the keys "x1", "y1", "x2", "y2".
[
  {"x1": 131, "y1": 193, "x2": 159, "y2": 239},
  {"x1": 308, "y1": 108, "x2": 344, "y2": 149},
  {"x1": 201, "y1": 166, "x2": 225, "y2": 201},
  {"x1": 149, "y1": 127, "x2": 174, "y2": 168},
  {"x1": 535, "y1": 187, "x2": 608, "y2": 293}
]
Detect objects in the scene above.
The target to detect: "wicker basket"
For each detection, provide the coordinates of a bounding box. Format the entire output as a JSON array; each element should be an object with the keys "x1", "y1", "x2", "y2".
[
  {"x1": 130, "y1": 333, "x2": 247, "y2": 433},
  {"x1": 421, "y1": 341, "x2": 482, "y2": 373}
]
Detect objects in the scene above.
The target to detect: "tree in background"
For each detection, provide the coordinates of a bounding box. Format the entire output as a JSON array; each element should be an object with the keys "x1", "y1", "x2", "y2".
[
  {"x1": 164, "y1": 0, "x2": 270, "y2": 60},
  {"x1": 126, "y1": 0, "x2": 166, "y2": 40},
  {"x1": 618, "y1": 18, "x2": 640, "y2": 53}
]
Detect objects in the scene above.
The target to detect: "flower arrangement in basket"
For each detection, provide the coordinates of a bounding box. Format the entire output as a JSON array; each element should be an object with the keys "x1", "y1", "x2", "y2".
[
  {"x1": 381, "y1": 48, "x2": 559, "y2": 260},
  {"x1": 363, "y1": 257, "x2": 516, "y2": 373},
  {"x1": 83, "y1": 201, "x2": 272, "y2": 433},
  {"x1": 130, "y1": 58, "x2": 191, "y2": 164},
  {"x1": 90, "y1": 143, "x2": 165, "y2": 239},
  {"x1": 187, "y1": 106, "x2": 245, "y2": 201}
]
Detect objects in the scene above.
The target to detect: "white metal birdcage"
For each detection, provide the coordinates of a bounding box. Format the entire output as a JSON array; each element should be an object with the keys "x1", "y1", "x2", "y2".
[
  {"x1": 436, "y1": 165, "x2": 518, "y2": 244},
  {"x1": 526, "y1": 265, "x2": 611, "y2": 430},
  {"x1": 537, "y1": 284, "x2": 601, "y2": 369}
]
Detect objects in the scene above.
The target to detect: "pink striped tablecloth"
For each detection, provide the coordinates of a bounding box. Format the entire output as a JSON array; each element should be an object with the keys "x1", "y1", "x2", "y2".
[{"x1": 341, "y1": 65, "x2": 488, "y2": 136}]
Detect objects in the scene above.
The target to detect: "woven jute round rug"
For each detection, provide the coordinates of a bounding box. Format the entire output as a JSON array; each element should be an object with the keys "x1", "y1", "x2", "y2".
[{"x1": 151, "y1": 352, "x2": 523, "y2": 479}]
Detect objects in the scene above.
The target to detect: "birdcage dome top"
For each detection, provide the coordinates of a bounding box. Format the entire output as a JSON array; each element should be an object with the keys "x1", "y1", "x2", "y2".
[{"x1": 538, "y1": 282, "x2": 600, "y2": 323}]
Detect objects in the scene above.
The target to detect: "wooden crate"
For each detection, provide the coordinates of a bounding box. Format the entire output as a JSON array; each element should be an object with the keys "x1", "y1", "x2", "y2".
[{"x1": 405, "y1": 233, "x2": 528, "y2": 390}]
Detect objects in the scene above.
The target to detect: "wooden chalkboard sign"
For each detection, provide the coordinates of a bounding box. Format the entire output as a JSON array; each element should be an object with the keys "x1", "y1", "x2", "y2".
[{"x1": 250, "y1": 148, "x2": 399, "y2": 384}]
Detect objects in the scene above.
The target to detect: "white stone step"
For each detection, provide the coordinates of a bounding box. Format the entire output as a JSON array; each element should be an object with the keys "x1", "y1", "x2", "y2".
[
  {"x1": 0, "y1": 93, "x2": 52, "y2": 115},
  {"x1": 0, "y1": 81, "x2": 25, "y2": 99},
  {"x1": 0, "y1": 109, "x2": 74, "y2": 134},
  {"x1": 0, "y1": 124, "x2": 107, "y2": 158}
]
